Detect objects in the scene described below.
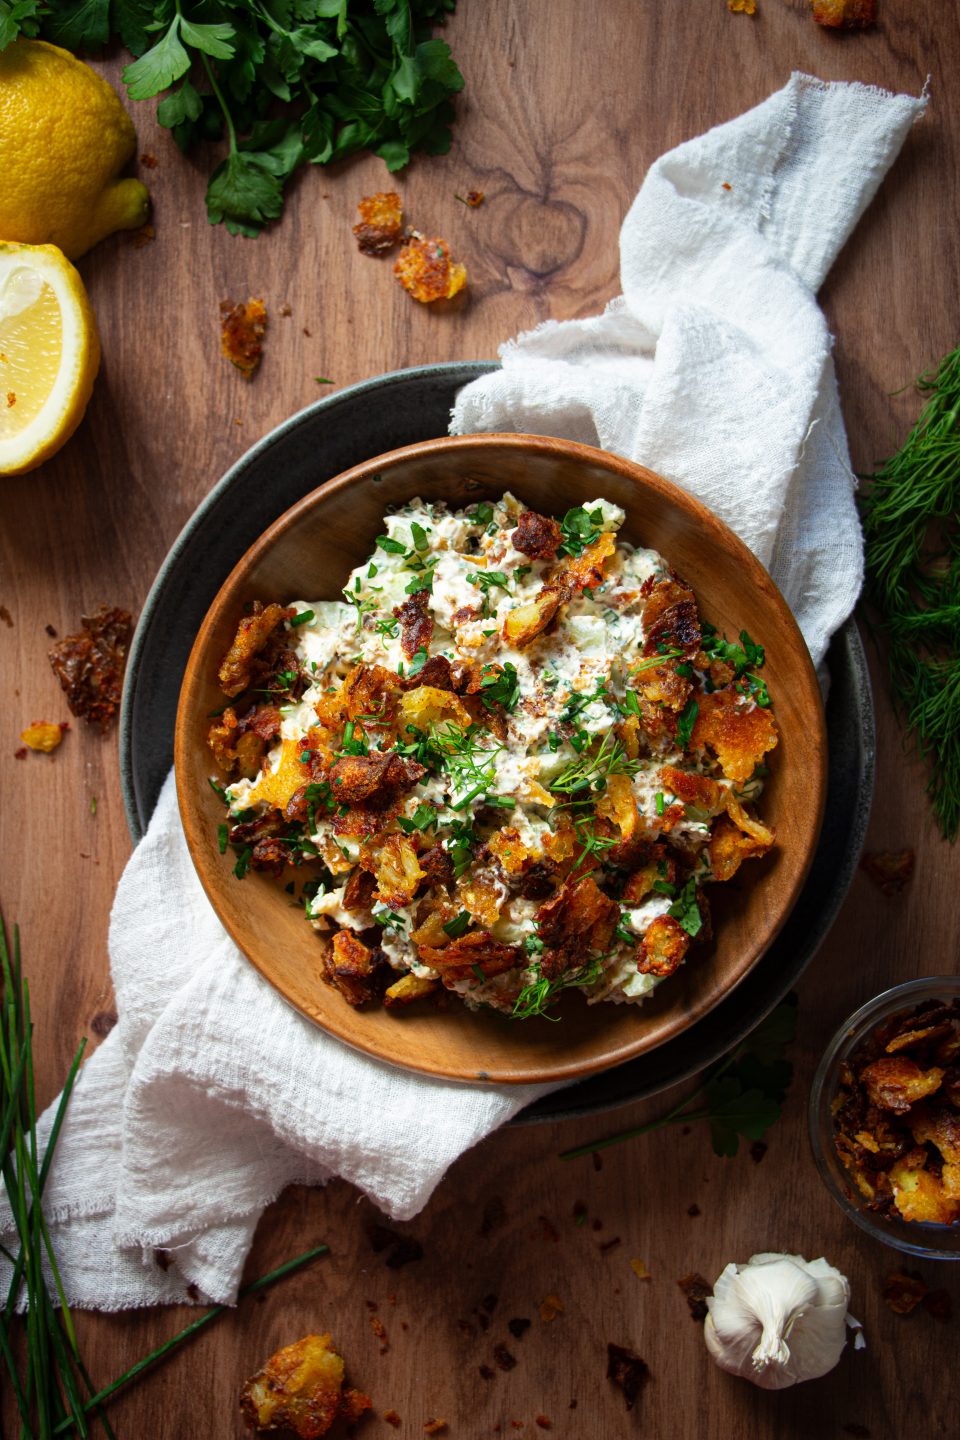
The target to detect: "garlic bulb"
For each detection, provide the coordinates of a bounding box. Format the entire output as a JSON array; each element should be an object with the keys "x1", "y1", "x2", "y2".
[{"x1": 704, "y1": 1252, "x2": 863, "y2": 1389}]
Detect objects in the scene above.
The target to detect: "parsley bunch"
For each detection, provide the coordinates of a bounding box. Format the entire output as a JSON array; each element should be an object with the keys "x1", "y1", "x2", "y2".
[
  {"x1": 560, "y1": 996, "x2": 797, "y2": 1160},
  {"x1": 3, "y1": 0, "x2": 464, "y2": 236}
]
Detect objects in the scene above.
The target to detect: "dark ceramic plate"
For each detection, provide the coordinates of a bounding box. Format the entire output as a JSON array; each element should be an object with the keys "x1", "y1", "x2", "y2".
[{"x1": 120, "y1": 362, "x2": 875, "y2": 1121}]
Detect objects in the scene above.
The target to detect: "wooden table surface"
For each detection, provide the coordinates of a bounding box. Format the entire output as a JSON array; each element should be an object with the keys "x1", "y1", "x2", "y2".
[{"x1": 2, "y1": 2, "x2": 959, "y2": 1436}]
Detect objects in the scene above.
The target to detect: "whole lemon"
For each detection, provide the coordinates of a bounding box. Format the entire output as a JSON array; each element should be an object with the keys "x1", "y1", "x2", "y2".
[{"x1": 0, "y1": 39, "x2": 150, "y2": 259}]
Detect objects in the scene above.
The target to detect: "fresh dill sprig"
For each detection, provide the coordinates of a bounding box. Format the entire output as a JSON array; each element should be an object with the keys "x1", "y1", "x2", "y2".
[
  {"x1": 549, "y1": 730, "x2": 640, "y2": 796},
  {"x1": 860, "y1": 343, "x2": 960, "y2": 842},
  {"x1": 512, "y1": 952, "x2": 606, "y2": 1021}
]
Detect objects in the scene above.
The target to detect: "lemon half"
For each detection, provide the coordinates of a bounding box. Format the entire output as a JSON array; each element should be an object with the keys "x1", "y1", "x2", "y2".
[{"x1": 0, "y1": 243, "x2": 100, "y2": 476}]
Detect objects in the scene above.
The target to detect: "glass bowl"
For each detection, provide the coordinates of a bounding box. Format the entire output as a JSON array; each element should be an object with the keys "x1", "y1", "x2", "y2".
[{"x1": 810, "y1": 976, "x2": 960, "y2": 1260}]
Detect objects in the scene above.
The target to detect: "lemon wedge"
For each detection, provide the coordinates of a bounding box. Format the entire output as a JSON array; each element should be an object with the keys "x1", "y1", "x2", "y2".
[{"x1": 0, "y1": 242, "x2": 100, "y2": 475}]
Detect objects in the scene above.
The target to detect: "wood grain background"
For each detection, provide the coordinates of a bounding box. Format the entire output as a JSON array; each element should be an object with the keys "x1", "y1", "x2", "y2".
[{"x1": 2, "y1": 1, "x2": 959, "y2": 1436}]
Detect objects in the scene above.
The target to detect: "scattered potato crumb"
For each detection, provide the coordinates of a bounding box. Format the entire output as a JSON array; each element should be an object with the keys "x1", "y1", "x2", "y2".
[
  {"x1": 353, "y1": 192, "x2": 404, "y2": 255},
  {"x1": 130, "y1": 224, "x2": 155, "y2": 249},
  {"x1": 812, "y1": 0, "x2": 876, "y2": 26},
  {"x1": 20, "y1": 721, "x2": 67, "y2": 753},
  {"x1": 394, "y1": 232, "x2": 467, "y2": 303},
  {"x1": 423, "y1": 1421, "x2": 448, "y2": 1435},
  {"x1": 860, "y1": 849, "x2": 915, "y2": 894},
  {"x1": 882, "y1": 1270, "x2": 928, "y2": 1314},
  {"x1": 383, "y1": 1413, "x2": 402, "y2": 1429},
  {"x1": 220, "y1": 298, "x2": 267, "y2": 380},
  {"x1": 140, "y1": 152, "x2": 158, "y2": 168},
  {"x1": 6, "y1": 392, "x2": 15, "y2": 407},
  {"x1": 538, "y1": 1295, "x2": 564, "y2": 1322},
  {"x1": 629, "y1": 1258, "x2": 651, "y2": 1281},
  {"x1": 728, "y1": 0, "x2": 757, "y2": 12}
]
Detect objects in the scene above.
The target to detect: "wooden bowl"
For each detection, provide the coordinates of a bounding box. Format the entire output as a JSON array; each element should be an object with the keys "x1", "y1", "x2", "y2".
[{"x1": 175, "y1": 434, "x2": 826, "y2": 1085}]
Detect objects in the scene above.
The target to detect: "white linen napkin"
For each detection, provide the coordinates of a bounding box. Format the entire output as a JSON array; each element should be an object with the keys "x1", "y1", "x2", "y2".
[
  {"x1": 0, "y1": 72, "x2": 924, "y2": 1310},
  {"x1": 452, "y1": 70, "x2": 925, "y2": 670}
]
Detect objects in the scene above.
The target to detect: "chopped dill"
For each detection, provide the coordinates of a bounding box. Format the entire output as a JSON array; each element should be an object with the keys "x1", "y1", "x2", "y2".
[
  {"x1": 512, "y1": 953, "x2": 606, "y2": 1020},
  {"x1": 860, "y1": 343, "x2": 960, "y2": 842}
]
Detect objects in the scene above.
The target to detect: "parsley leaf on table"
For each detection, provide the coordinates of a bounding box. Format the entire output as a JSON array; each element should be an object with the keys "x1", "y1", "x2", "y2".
[
  {"x1": 4, "y1": 0, "x2": 464, "y2": 236},
  {"x1": 559, "y1": 995, "x2": 799, "y2": 1161}
]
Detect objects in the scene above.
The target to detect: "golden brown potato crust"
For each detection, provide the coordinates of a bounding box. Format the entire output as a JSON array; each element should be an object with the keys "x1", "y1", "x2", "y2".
[{"x1": 239, "y1": 1333, "x2": 370, "y2": 1439}]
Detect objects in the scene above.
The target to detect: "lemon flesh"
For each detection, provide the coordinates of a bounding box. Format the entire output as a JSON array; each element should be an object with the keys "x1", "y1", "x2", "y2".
[
  {"x1": 0, "y1": 243, "x2": 100, "y2": 475},
  {"x1": 0, "y1": 39, "x2": 150, "y2": 259}
]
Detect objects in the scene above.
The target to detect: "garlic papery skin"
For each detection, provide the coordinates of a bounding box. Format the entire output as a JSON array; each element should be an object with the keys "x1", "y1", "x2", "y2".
[{"x1": 704, "y1": 1252, "x2": 858, "y2": 1390}]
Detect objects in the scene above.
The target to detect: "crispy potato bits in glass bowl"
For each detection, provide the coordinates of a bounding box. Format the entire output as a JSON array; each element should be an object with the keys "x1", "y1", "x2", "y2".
[
  {"x1": 810, "y1": 977, "x2": 960, "y2": 1258},
  {"x1": 175, "y1": 434, "x2": 826, "y2": 1084}
]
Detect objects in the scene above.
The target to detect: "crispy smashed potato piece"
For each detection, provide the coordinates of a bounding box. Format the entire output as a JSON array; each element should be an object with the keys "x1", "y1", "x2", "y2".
[
  {"x1": 459, "y1": 874, "x2": 504, "y2": 927},
  {"x1": 384, "y1": 973, "x2": 439, "y2": 1008},
  {"x1": 659, "y1": 765, "x2": 724, "y2": 815},
  {"x1": 890, "y1": 1161, "x2": 960, "y2": 1226},
  {"x1": 501, "y1": 588, "x2": 565, "y2": 648},
  {"x1": 690, "y1": 688, "x2": 779, "y2": 782},
  {"x1": 641, "y1": 578, "x2": 700, "y2": 657},
  {"x1": 617, "y1": 712, "x2": 641, "y2": 760},
  {"x1": 861, "y1": 1057, "x2": 945, "y2": 1113},
  {"x1": 394, "y1": 232, "x2": 467, "y2": 302},
  {"x1": 327, "y1": 932, "x2": 384, "y2": 1008},
  {"x1": 638, "y1": 915, "x2": 689, "y2": 977},
  {"x1": 417, "y1": 930, "x2": 520, "y2": 981},
  {"x1": 812, "y1": 0, "x2": 876, "y2": 27},
  {"x1": 353, "y1": 191, "x2": 404, "y2": 255},
  {"x1": 637, "y1": 661, "x2": 691, "y2": 714},
  {"x1": 536, "y1": 876, "x2": 619, "y2": 979},
  {"x1": 910, "y1": 1102, "x2": 960, "y2": 1164},
  {"x1": 487, "y1": 826, "x2": 534, "y2": 875},
  {"x1": 220, "y1": 297, "x2": 267, "y2": 381},
  {"x1": 240, "y1": 1333, "x2": 369, "y2": 1438},
  {"x1": 315, "y1": 664, "x2": 397, "y2": 731},
  {"x1": 595, "y1": 772, "x2": 639, "y2": 843},
  {"x1": 394, "y1": 588, "x2": 434, "y2": 660},
  {"x1": 709, "y1": 814, "x2": 769, "y2": 882},
  {"x1": 373, "y1": 835, "x2": 426, "y2": 907},
  {"x1": 20, "y1": 721, "x2": 66, "y2": 753},
  {"x1": 512, "y1": 509, "x2": 561, "y2": 560},
  {"x1": 330, "y1": 752, "x2": 424, "y2": 805},
  {"x1": 218, "y1": 602, "x2": 292, "y2": 697},
  {"x1": 623, "y1": 853, "x2": 677, "y2": 904},
  {"x1": 243, "y1": 737, "x2": 311, "y2": 812},
  {"x1": 399, "y1": 685, "x2": 473, "y2": 734},
  {"x1": 503, "y1": 534, "x2": 615, "y2": 647},
  {"x1": 48, "y1": 605, "x2": 132, "y2": 732}
]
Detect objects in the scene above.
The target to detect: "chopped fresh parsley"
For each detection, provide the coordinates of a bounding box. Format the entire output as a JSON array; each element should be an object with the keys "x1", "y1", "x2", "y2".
[
  {"x1": 477, "y1": 662, "x2": 521, "y2": 713},
  {"x1": 376, "y1": 535, "x2": 406, "y2": 555},
  {"x1": 397, "y1": 802, "x2": 440, "y2": 835},
  {"x1": 407, "y1": 647, "x2": 429, "y2": 676},
  {"x1": 557, "y1": 505, "x2": 604, "y2": 558},
  {"x1": 676, "y1": 697, "x2": 699, "y2": 748},
  {"x1": 667, "y1": 877, "x2": 702, "y2": 937},
  {"x1": 217, "y1": 823, "x2": 228, "y2": 855},
  {"x1": 443, "y1": 910, "x2": 472, "y2": 939},
  {"x1": 702, "y1": 624, "x2": 770, "y2": 707}
]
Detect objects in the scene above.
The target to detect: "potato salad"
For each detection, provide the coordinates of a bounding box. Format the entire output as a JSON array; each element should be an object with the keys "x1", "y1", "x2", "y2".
[{"x1": 207, "y1": 493, "x2": 780, "y2": 1019}]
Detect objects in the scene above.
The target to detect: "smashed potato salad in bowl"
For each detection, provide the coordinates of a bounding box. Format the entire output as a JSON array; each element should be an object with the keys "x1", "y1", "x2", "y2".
[{"x1": 176, "y1": 435, "x2": 825, "y2": 1083}]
